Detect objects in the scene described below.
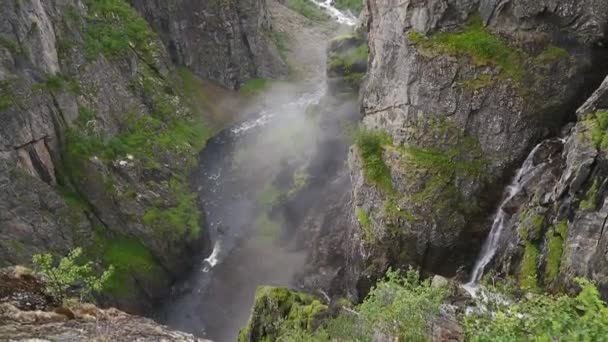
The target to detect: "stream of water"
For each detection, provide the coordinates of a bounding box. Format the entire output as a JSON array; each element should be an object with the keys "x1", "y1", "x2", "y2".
[
  {"x1": 464, "y1": 142, "x2": 545, "y2": 294},
  {"x1": 160, "y1": 3, "x2": 355, "y2": 341}
]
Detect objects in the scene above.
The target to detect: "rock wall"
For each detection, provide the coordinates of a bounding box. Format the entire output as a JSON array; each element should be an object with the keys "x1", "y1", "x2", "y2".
[
  {"x1": 489, "y1": 76, "x2": 608, "y2": 298},
  {"x1": 347, "y1": 0, "x2": 608, "y2": 296},
  {"x1": 130, "y1": 0, "x2": 288, "y2": 89},
  {"x1": 0, "y1": 0, "x2": 278, "y2": 313}
]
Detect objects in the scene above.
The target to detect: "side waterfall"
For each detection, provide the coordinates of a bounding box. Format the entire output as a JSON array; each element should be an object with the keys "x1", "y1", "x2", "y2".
[{"x1": 465, "y1": 142, "x2": 545, "y2": 291}]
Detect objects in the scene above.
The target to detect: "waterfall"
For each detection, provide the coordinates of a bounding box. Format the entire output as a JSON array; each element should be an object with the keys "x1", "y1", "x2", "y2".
[
  {"x1": 310, "y1": 0, "x2": 357, "y2": 26},
  {"x1": 465, "y1": 142, "x2": 545, "y2": 289}
]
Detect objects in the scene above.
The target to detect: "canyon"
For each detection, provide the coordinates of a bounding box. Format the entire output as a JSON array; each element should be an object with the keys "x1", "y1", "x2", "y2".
[{"x1": 1, "y1": 0, "x2": 608, "y2": 341}]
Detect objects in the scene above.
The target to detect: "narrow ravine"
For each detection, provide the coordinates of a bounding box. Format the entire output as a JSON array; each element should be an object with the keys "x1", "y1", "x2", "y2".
[{"x1": 159, "y1": 2, "x2": 356, "y2": 340}]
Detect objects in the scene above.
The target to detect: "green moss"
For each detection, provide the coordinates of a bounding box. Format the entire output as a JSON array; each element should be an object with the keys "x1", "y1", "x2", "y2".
[
  {"x1": 587, "y1": 110, "x2": 608, "y2": 151},
  {"x1": 239, "y1": 286, "x2": 328, "y2": 342},
  {"x1": 544, "y1": 221, "x2": 568, "y2": 285},
  {"x1": 37, "y1": 73, "x2": 79, "y2": 94},
  {"x1": 333, "y1": 0, "x2": 363, "y2": 14},
  {"x1": 83, "y1": 0, "x2": 155, "y2": 59},
  {"x1": 383, "y1": 198, "x2": 415, "y2": 223},
  {"x1": 356, "y1": 207, "x2": 374, "y2": 241},
  {"x1": 288, "y1": 169, "x2": 310, "y2": 197},
  {"x1": 534, "y1": 45, "x2": 568, "y2": 64},
  {"x1": 580, "y1": 179, "x2": 600, "y2": 210},
  {"x1": 0, "y1": 89, "x2": 13, "y2": 112},
  {"x1": 398, "y1": 118, "x2": 486, "y2": 217},
  {"x1": 353, "y1": 127, "x2": 394, "y2": 193},
  {"x1": 328, "y1": 42, "x2": 368, "y2": 72},
  {"x1": 409, "y1": 15, "x2": 524, "y2": 82},
  {"x1": 520, "y1": 241, "x2": 540, "y2": 292},
  {"x1": 530, "y1": 214, "x2": 545, "y2": 238},
  {"x1": 92, "y1": 233, "x2": 161, "y2": 296},
  {"x1": 142, "y1": 178, "x2": 201, "y2": 240},
  {"x1": 285, "y1": 0, "x2": 329, "y2": 21}
]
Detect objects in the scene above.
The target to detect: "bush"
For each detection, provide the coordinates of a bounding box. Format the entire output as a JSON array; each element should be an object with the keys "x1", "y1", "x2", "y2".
[
  {"x1": 278, "y1": 268, "x2": 448, "y2": 341},
  {"x1": 33, "y1": 247, "x2": 114, "y2": 303},
  {"x1": 465, "y1": 279, "x2": 608, "y2": 341}
]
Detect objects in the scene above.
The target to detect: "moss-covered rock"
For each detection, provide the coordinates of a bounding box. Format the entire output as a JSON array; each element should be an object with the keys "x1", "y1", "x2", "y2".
[
  {"x1": 327, "y1": 34, "x2": 368, "y2": 93},
  {"x1": 239, "y1": 287, "x2": 328, "y2": 342}
]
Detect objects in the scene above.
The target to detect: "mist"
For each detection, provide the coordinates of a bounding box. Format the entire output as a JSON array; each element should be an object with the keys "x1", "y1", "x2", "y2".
[{"x1": 157, "y1": 3, "x2": 361, "y2": 340}]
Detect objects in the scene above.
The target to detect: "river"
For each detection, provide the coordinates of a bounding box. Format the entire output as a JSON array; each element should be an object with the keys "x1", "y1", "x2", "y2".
[{"x1": 159, "y1": 2, "x2": 356, "y2": 341}]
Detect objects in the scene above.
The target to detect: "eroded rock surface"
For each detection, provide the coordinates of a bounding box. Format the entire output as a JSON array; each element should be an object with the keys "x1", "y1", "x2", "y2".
[{"x1": 347, "y1": 0, "x2": 608, "y2": 295}]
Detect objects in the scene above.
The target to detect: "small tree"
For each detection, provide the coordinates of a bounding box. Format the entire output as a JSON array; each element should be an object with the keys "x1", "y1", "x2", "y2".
[{"x1": 33, "y1": 247, "x2": 114, "y2": 303}]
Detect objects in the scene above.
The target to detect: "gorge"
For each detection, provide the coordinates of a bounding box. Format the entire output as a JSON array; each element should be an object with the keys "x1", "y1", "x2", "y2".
[{"x1": 2, "y1": 0, "x2": 608, "y2": 341}]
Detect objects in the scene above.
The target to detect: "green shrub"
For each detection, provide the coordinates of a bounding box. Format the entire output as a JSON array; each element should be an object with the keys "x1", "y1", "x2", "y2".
[
  {"x1": 0, "y1": 34, "x2": 21, "y2": 54},
  {"x1": 285, "y1": 0, "x2": 329, "y2": 21},
  {"x1": 464, "y1": 279, "x2": 608, "y2": 341},
  {"x1": 589, "y1": 110, "x2": 608, "y2": 151},
  {"x1": 278, "y1": 268, "x2": 448, "y2": 341},
  {"x1": 33, "y1": 247, "x2": 114, "y2": 303},
  {"x1": 353, "y1": 127, "x2": 394, "y2": 193},
  {"x1": 534, "y1": 45, "x2": 568, "y2": 64}
]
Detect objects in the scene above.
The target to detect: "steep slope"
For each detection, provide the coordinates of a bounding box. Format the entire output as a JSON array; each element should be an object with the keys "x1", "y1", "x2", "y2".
[
  {"x1": 130, "y1": 0, "x2": 288, "y2": 89},
  {"x1": 0, "y1": 0, "x2": 280, "y2": 313},
  {"x1": 347, "y1": 0, "x2": 608, "y2": 295},
  {"x1": 488, "y1": 76, "x2": 608, "y2": 298}
]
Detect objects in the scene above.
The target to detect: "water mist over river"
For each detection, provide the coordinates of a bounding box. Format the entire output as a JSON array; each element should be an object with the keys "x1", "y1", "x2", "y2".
[{"x1": 159, "y1": 3, "x2": 358, "y2": 340}]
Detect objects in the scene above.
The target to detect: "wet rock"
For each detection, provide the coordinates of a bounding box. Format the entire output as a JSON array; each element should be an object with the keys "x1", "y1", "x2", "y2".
[
  {"x1": 346, "y1": 0, "x2": 608, "y2": 294},
  {"x1": 490, "y1": 76, "x2": 608, "y2": 299}
]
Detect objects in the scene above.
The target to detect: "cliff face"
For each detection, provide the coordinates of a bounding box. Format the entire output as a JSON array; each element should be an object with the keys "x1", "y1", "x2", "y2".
[
  {"x1": 489, "y1": 76, "x2": 608, "y2": 298},
  {"x1": 0, "y1": 0, "x2": 279, "y2": 313},
  {"x1": 348, "y1": 0, "x2": 608, "y2": 295},
  {"x1": 130, "y1": 0, "x2": 288, "y2": 89}
]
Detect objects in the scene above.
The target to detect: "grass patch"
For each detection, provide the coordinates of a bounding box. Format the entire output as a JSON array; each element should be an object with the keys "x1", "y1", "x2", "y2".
[
  {"x1": 580, "y1": 179, "x2": 600, "y2": 210},
  {"x1": 353, "y1": 127, "x2": 394, "y2": 193},
  {"x1": 328, "y1": 42, "x2": 368, "y2": 72},
  {"x1": 544, "y1": 220, "x2": 568, "y2": 285},
  {"x1": 0, "y1": 89, "x2": 13, "y2": 112},
  {"x1": 37, "y1": 73, "x2": 80, "y2": 94},
  {"x1": 520, "y1": 241, "x2": 539, "y2": 292},
  {"x1": 588, "y1": 110, "x2": 608, "y2": 151},
  {"x1": 83, "y1": 0, "x2": 155, "y2": 59},
  {"x1": 92, "y1": 233, "x2": 161, "y2": 296},
  {"x1": 334, "y1": 0, "x2": 364, "y2": 14},
  {"x1": 285, "y1": 0, "x2": 329, "y2": 21},
  {"x1": 409, "y1": 15, "x2": 524, "y2": 81},
  {"x1": 142, "y1": 178, "x2": 201, "y2": 240},
  {"x1": 356, "y1": 207, "x2": 373, "y2": 241}
]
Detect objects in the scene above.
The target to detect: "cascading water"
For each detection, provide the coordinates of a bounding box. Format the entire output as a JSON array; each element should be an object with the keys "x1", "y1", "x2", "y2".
[
  {"x1": 310, "y1": 0, "x2": 357, "y2": 26},
  {"x1": 464, "y1": 142, "x2": 545, "y2": 292}
]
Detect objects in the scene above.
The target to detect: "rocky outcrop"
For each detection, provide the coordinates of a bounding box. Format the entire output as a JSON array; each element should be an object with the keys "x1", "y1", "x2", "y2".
[
  {"x1": 347, "y1": 0, "x2": 608, "y2": 296},
  {"x1": 0, "y1": 0, "x2": 215, "y2": 312},
  {"x1": 488, "y1": 76, "x2": 608, "y2": 299},
  {"x1": 0, "y1": 267, "x2": 209, "y2": 341},
  {"x1": 327, "y1": 34, "x2": 368, "y2": 94},
  {"x1": 130, "y1": 0, "x2": 288, "y2": 89}
]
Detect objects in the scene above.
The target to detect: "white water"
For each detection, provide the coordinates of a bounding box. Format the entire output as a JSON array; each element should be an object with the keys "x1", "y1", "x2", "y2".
[
  {"x1": 465, "y1": 143, "x2": 545, "y2": 291},
  {"x1": 310, "y1": 0, "x2": 357, "y2": 26}
]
